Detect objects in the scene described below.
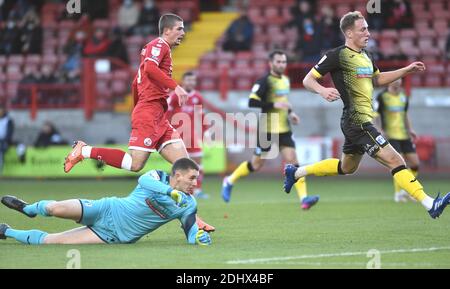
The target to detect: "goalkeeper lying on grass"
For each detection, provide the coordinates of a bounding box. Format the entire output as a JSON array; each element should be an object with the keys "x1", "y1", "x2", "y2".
[{"x1": 0, "y1": 158, "x2": 211, "y2": 246}]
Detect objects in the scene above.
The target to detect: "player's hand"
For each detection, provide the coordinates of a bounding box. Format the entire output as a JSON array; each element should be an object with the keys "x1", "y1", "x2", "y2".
[
  {"x1": 409, "y1": 130, "x2": 418, "y2": 141},
  {"x1": 406, "y1": 62, "x2": 426, "y2": 74},
  {"x1": 289, "y1": 112, "x2": 300, "y2": 125},
  {"x1": 174, "y1": 85, "x2": 188, "y2": 106},
  {"x1": 195, "y1": 229, "x2": 212, "y2": 245},
  {"x1": 319, "y1": 87, "x2": 340, "y2": 102},
  {"x1": 274, "y1": 102, "x2": 291, "y2": 110},
  {"x1": 170, "y1": 190, "x2": 189, "y2": 207}
]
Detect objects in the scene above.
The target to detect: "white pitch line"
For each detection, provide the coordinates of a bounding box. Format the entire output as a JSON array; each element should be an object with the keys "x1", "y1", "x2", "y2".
[{"x1": 226, "y1": 246, "x2": 450, "y2": 265}]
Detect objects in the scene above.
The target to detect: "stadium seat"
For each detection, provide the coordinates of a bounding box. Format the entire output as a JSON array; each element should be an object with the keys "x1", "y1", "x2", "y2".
[
  {"x1": 410, "y1": 75, "x2": 423, "y2": 87},
  {"x1": 433, "y1": 19, "x2": 449, "y2": 36},
  {"x1": 399, "y1": 29, "x2": 417, "y2": 39},
  {"x1": 42, "y1": 55, "x2": 58, "y2": 66},
  {"x1": 380, "y1": 29, "x2": 398, "y2": 40},
  {"x1": 444, "y1": 75, "x2": 450, "y2": 87},
  {"x1": 113, "y1": 70, "x2": 130, "y2": 81},
  {"x1": 26, "y1": 55, "x2": 42, "y2": 65},
  {"x1": 6, "y1": 72, "x2": 23, "y2": 82},
  {"x1": 6, "y1": 64, "x2": 21, "y2": 75},
  {"x1": 199, "y1": 59, "x2": 216, "y2": 71},
  {"x1": 0, "y1": 56, "x2": 6, "y2": 67},
  {"x1": 112, "y1": 80, "x2": 128, "y2": 94},
  {"x1": 418, "y1": 38, "x2": 440, "y2": 56},
  {"x1": 7, "y1": 55, "x2": 24, "y2": 66},
  {"x1": 428, "y1": 63, "x2": 446, "y2": 74},
  {"x1": 424, "y1": 74, "x2": 442, "y2": 87},
  {"x1": 198, "y1": 77, "x2": 217, "y2": 91}
]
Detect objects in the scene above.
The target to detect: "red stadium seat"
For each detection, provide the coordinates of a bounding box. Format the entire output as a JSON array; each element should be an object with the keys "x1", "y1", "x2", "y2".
[
  {"x1": 427, "y1": 63, "x2": 446, "y2": 74},
  {"x1": 424, "y1": 74, "x2": 442, "y2": 87},
  {"x1": 380, "y1": 29, "x2": 398, "y2": 40},
  {"x1": 410, "y1": 75, "x2": 423, "y2": 87},
  {"x1": 113, "y1": 70, "x2": 130, "y2": 81},
  {"x1": 112, "y1": 80, "x2": 127, "y2": 94},
  {"x1": 248, "y1": 7, "x2": 262, "y2": 23},
  {"x1": 399, "y1": 29, "x2": 417, "y2": 39},
  {"x1": 199, "y1": 77, "x2": 217, "y2": 91},
  {"x1": 26, "y1": 55, "x2": 42, "y2": 65},
  {"x1": 433, "y1": 19, "x2": 449, "y2": 36},
  {"x1": 444, "y1": 75, "x2": 450, "y2": 87},
  {"x1": 418, "y1": 38, "x2": 440, "y2": 56},
  {"x1": 264, "y1": 6, "x2": 280, "y2": 19},
  {"x1": 6, "y1": 64, "x2": 21, "y2": 74},
  {"x1": 7, "y1": 55, "x2": 24, "y2": 65}
]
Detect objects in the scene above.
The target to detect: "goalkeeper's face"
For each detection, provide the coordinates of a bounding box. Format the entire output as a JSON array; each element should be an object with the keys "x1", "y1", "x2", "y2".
[{"x1": 173, "y1": 169, "x2": 199, "y2": 194}]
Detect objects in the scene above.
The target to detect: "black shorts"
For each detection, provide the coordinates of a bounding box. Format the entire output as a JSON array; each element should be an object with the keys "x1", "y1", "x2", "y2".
[
  {"x1": 255, "y1": 131, "x2": 296, "y2": 156},
  {"x1": 389, "y1": 139, "x2": 416, "y2": 154},
  {"x1": 341, "y1": 121, "x2": 389, "y2": 157}
]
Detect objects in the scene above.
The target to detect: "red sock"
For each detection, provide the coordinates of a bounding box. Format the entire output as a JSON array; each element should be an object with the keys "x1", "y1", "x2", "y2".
[{"x1": 90, "y1": 148, "x2": 126, "y2": 169}]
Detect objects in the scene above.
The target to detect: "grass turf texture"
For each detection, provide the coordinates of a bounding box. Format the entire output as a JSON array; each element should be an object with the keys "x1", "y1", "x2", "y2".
[{"x1": 1, "y1": 176, "x2": 449, "y2": 268}]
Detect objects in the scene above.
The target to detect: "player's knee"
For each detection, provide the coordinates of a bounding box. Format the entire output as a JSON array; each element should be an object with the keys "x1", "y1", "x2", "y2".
[
  {"x1": 409, "y1": 165, "x2": 419, "y2": 172},
  {"x1": 45, "y1": 202, "x2": 59, "y2": 216},
  {"x1": 340, "y1": 163, "x2": 358, "y2": 175},
  {"x1": 252, "y1": 162, "x2": 263, "y2": 171},
  {"x1": 130, "y1": 161, "x2": 145, "y2": 172}
]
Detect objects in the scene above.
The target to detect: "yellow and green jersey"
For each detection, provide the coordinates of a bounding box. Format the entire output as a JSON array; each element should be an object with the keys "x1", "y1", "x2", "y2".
[
  {"x1": 376, "y1": 90, "x2": 410, "y2": 140},
  {"x1": 311, "y1": 45, "x2": 380, "y2": 125},
  {"x1": 248, "y1": 72, "x2": 291, "y2": 134}
]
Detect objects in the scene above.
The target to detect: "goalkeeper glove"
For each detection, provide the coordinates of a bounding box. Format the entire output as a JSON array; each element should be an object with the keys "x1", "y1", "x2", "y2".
[
  {"x1": 170, "y1": 190, "x2": 189, "y2": 207},
  {"x1": 195, "y1": 229, "x2": 212, "y2": 246}
]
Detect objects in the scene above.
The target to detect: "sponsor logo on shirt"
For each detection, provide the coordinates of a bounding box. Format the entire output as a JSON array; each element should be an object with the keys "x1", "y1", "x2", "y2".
[{"x1": 356, "y1": 67, "x2": 373, "y2": 78}]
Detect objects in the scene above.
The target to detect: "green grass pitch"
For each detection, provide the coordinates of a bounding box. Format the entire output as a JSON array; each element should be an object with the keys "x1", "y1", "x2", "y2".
[{"x1": 1, "y1": 176, "x2": 449, "y2": 268}]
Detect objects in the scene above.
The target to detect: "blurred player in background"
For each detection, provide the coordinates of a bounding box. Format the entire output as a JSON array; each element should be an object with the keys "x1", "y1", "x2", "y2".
[
  {"x1": 1, "y1": 158, "x2": 211, "y2": 245},
  {"x1": 284, "y1": 11, "x2": 450, "y2": 219},
  {"x1": 374, "y1": 79, "x2": 419, "y2": 203},
  {"x1": 167, "y1": 71, "x2": 209, "y2": 199},
  {"x1": 222, "y1": 50, "x2": 320, "y2": 210},
  {"x1": 63, "y1": 13, "x2": 214, "y2": 232}
]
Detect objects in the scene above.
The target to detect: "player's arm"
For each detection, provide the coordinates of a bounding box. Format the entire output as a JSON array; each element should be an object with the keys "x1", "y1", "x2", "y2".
[
  {"x1": 248, "y1": 77, "x2": 290, "y2": 110},
  {"x1": 373, "y1": 62, "x2": 426, "y2": 87},
  {"x1": 138, "y1": 173, "x2": 190, "y2": 206},
  {"x1": 144, "y1": 60, "x2": 178, "y2": 90},
  {"x1": 373, "y1": 91, "x2": 384, "y2": 132},
  {"x1": 166, "y1": 94, "x2": 179, "y2": 120},
  {"x1": 179, "y1": 208, "x2": 212, "y2": 245},
  {"x1": 143, "y1": 49, "x2": 187, "y2": 105},
  {"x1": 303, "y1": 52, "x2": 340, "y2": 102}
]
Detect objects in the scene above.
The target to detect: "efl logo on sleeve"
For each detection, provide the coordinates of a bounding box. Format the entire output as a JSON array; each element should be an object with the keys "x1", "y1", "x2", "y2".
[
  {"x1": 375, "y1": 135, "x2": 387, "y2": 145},
  {"x1": 151, "y1": 47, "x2": 161, "y2": 57}
]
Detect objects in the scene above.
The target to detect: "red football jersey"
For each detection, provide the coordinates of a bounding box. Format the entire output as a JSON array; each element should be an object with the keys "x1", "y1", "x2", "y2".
[
  {"x1": 167, "y1": 90, "x2": 205, "y2": 143},
  {"x1": 136, "y1": 37, "x2": 173, "y2": 102}
]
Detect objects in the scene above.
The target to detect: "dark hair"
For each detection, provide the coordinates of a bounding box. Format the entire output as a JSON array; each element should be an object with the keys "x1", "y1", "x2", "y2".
[
  {"x1": 171, "y1": 158, "x2": 199, "y2": 175},
  {"x1": 339, "y1": 11, "x2": 364, "y2": 34},
  {"x1": 159, "y1": 13, "x2": 183, "y2": 36},
  {"x1": 268, "y1": 50, "x2": 287, "y2": 61},
  {"x1": 182, "y1": 71, "x2": 196, "y2": 79}
]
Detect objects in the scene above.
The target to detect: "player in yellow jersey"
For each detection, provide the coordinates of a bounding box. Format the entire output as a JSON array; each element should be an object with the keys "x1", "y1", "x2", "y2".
[
  {"x1": 222, "y1": 50, "x2": 319, "y2": 210},
  {"x1": 374, "y1": 79, "x2": 419, "y2": 202},
  {"x1": 284, "y1": 11, "x2": 450, "y2": 219}
]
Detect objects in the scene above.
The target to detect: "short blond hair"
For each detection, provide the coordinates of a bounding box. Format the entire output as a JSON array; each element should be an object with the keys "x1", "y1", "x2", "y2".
[{"x1": 339, "y1": 11, "x2": 364, "y2": 34}]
